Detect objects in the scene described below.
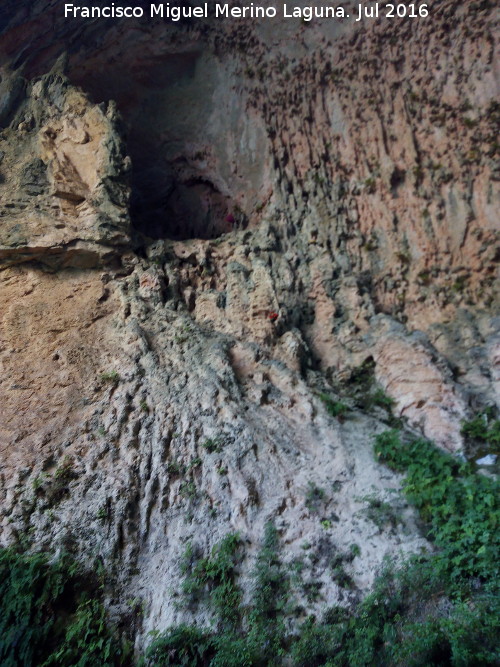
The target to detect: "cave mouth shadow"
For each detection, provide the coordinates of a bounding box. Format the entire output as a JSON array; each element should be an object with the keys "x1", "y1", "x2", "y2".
[
  {"x1": 129, "y1": 161, "x2": 246, "y2": 241},
  {"x1": 69, "y1": 51, "x2": 246, "y2": 242}
]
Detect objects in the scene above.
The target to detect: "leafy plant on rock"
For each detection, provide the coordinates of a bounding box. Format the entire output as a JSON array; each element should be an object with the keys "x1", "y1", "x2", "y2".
[
  {"x1": 146, "y1": 430, "x2": 500, "y2": 666},
  {"x1": 0, "y1": 547, "x2": 128, "y2": 666}
]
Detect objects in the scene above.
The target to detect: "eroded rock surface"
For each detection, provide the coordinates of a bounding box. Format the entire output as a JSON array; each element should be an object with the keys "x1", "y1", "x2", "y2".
[
  {"x1": 0, "y1": 0, "x2": 498, "y2": 647},
  {"x1": 0, "y1": 68, "x2": 130, "y2": 268}
]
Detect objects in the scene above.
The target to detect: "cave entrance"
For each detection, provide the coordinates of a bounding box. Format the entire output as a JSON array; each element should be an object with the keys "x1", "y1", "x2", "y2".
[
  {"x1": 129, "y1": 157, "x2": 242, "y2": 241},
  {"x1": 70, "y1": 49, "x2": 247, "y2": 241}
]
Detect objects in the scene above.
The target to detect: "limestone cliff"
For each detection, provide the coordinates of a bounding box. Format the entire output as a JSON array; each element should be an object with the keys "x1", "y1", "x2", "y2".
[{"x1": 0, "y1": 0, "x2": 498, "y2": 651}]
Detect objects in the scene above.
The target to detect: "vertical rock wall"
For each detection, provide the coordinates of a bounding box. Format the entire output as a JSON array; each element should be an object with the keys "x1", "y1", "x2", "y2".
[{"x1": 0, "y1": 0, "x2": 498, "y2": 646}]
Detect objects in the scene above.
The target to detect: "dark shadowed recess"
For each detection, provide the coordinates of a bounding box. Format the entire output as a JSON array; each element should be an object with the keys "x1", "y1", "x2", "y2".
[
  {"x1": 1, "y1": 2, "x2": 242, "y2": 241},
  {"x1": 72, "y1": 47, "x2": 242, "y2": 242}
]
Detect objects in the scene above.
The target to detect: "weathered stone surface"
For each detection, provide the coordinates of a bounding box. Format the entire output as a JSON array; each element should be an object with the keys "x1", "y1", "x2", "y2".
[
  {"x1": 0, "y1": 70, "x2": 131, "y2": 268},
  {"x1": 0, "y1": 0, "x2": 498, "y2": 649},
  {"x1": 0, "y1": 261, "x2": 428, "y2": 639}
]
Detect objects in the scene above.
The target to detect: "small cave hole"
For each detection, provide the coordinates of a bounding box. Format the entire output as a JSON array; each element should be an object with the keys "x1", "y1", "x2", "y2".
[{"x1": 390, "y1": 167, "x2": 406, "y2": 197}]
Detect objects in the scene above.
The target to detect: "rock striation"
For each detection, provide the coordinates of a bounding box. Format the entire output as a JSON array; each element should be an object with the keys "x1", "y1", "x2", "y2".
[{"x1": 0, "y1": 0, "x2": 498, "y2": 648}]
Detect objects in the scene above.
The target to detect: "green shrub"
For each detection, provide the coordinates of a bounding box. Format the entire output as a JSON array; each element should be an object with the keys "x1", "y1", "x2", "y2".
[
  {"x1": 44, "y1": 598, "x2": 121, "y2": 666},
  {"x1": 318, "y1": 393, "x2": 349, "y2": 419},
  {"x1": 210, "y1": 634, "x2": 256, "y2": 667},
  {"x1": 144, "y1": 625, "x2": 215, "y2": 666},
  {"x1": 349, "y1": 357, "x2": 376, "y2": 388},
  {"x1": 148, "y1": 525, "x2": 291, "y2": 666},
  {"x1": 370, "y1": 388, "x2": 395, "y2": 411},
  {"x1": 305, "y1": 482, "x2": 325, "y2": 514},
  {"x1": 149, "y1": 430, "x2": 499, "y2": 666},
  {"x1": 182, "y1": 534, "x2": 242, "y2": 627},
  {"x1": 357, "y1": 492, "x2": 402, "y2": 532},
  {"x1": 374, "y1": 430, "x2": 499, "y2": 584},
  {"x1": 0, "y1": 547, "x2": 126, "y2": 666},
  {"x1": 488, "y1": 420, "x2": 500, "y2": 445},
  {"x1": 349, "y1": 543, "x2": 361, "y2": 558},
  {"x1": 246, "y1": 522, "x2": 290, "y2": 661},
  {"x1": 461, "y1": 409, "x2": 500, "y2": 445},
  {"x1": 202, "y1": 438, "x2": 223, "y2": 453},
  {"x1": 392, "y1": 594, "x2": 500, "y2": 666},
  {"x1": 290, "y1": 616, "x2": 342, "y2": 667},
  {"x1": 100, "y1": 371, "x2": 120, "y2": 385}
]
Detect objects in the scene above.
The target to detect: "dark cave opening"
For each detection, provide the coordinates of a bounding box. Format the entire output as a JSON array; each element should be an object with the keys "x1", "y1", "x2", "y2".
[
  {"x1": 70, "y1": 50, "x2": 245, "y2": 241},
  {"x1": 128, "y1": 157, "x2": 245, "y2": 241}
]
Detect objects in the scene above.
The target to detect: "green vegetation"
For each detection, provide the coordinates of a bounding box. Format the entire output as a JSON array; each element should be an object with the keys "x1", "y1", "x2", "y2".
[
  {"x1": 461, "y1": 409, "x2": 500, "y2": 445},
  {"x1": 4, "y1": 425, "x2": 498, "y2": 665},
  {"x1": 417, "y1": 269, "x2": 432, "y2": 286},
  {"x1": 334, "y1": 359, "x2": 401, "y2": 426},
  {"x1": 96, "y1": 506, "x2": 109, "y2": 521},
  {"x1": 32, "y1": 473, "x2": 47, "y2": 491},
  {"x1": 181, "y1": 534, "x2": 242, "y2": 627},
  {"x1": 364, "y1": 235, "x2": 378, "y2": 252},
  {"x1": 179, "y1": 480, "x2": 197, "y2": 500},
  {"x1": 357, "y1": 492, "x2": 403, "y2": 533},
  {"x1": 145, "y1": 430, "x2": 499, "y2": 665},
  {"x1": 349, "y1": 543, "x2": 361, "y2": 558},
  {"x1": 451, "y1": 275, "x2": 469, "y2": 293},
  {"x1": 100, "y1": 370, "x2": 120, "y2": 385},
  {"x1": 463, "y1": 116, "x2": 478, "y2": 128},
  {"x1": 395, "y1": 249, "x2": 412, "y2": 265},
  {"x1": 31, "y1": 457, "x2": 78, "y2": 506},
  {"x1": 202, "y1": 438, "x2": 224, "y2": 453},
  {"x1": 349, "y1": 357, "x2": 376, "y2": 387},
  {"x1": 0, "y1": 547, "x2": 128, "y2": 666},
  {"x1": 167, "y1": 461, "x2": 183, "y2": 476},
  {"x1": 146, "y1": 523, "x2": 292, "y2": 666},
  {"x1": 374, "y1": 429, "x2": 499, "y2": 586},
  {"x1": 305, "y1": 481, "x2": 326, "y2": 514},
  {"x1": 143, "y1": 626, "x2": 215, "y2": 666},
  {"x1": 364, "y1": 176, "x2": 376, "y2": 193},
  {"x1": 188, "y1": 457, "x2": 203, "y2": 470},
  {"x1": 370, "y1": 388, "x2": 395, "y2": 411},
  {"x1": 247, "y1": 521, "x2": 291, "y2": 661},
  {"x1": 318, "y1": 393, "x2": 349, "y2": 420},
  {"x1": 412, "y1": 164, "x2": 424, "y2": 180}
]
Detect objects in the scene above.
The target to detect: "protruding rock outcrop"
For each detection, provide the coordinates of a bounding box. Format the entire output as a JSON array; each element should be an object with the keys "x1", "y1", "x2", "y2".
[{"x1": 0, "y1": 70, "x2": 130, "y2": 268}]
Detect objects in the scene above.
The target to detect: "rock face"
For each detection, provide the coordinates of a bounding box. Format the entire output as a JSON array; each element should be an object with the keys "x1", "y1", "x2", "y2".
[
  {"x1": 0, "y1": 0, "x2": 498, "y2": 649},
  {"x1": 0, "y1": 69, "x2": 130, "y2": 268}
]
